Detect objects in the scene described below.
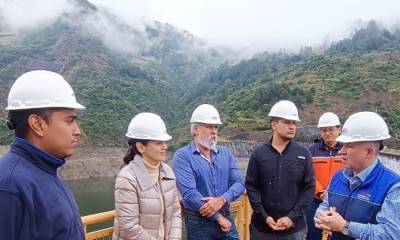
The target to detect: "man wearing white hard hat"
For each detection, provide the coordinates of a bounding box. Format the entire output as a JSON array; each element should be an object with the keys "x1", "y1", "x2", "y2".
[
  {"x1": 172, "y1": 104, "x2": 245, "y2": 240},
  {"x1": 315, "y1": 111, "x2": 400, "y2": 239},
  {"x1": 309, "y1": 112, "x2": 342, "y2": 157},
  {"x1": 245, "y1": 100, "x2": 315, "y2": 240},
  {"x1": 0, "y1": 70, "x2": 85, "y2": 239},
  {"x1": 306, "y1": 112, "x2": 344, "y2": 240}
]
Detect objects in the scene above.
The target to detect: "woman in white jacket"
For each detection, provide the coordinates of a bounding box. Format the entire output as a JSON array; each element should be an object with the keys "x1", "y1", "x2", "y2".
[{"x1": 113, "y1": 113, "x2": 182, "y2": 240}]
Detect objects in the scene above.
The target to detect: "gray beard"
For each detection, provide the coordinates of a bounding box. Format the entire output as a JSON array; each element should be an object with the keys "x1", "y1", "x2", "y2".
[{"x1": 198, "y1": 136, "x2": 218, "y2": 151}]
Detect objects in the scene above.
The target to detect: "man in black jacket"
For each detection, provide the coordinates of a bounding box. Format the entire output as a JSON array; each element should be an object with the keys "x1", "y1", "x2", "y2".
[{"x1": 245, "y1": 100, "x2": 315, "y2": 240}]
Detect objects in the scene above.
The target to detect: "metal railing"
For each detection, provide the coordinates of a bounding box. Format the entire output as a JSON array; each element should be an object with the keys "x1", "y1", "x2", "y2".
[
  {"x1": 80, "y1": 192, "x2": 333, "y2": 240},
  {"x1": 81, "y1": 210, "x2": 115, "y2": 240},
  {"x1": 81, "y1": 193, "x2": 252, "y2": 240}
]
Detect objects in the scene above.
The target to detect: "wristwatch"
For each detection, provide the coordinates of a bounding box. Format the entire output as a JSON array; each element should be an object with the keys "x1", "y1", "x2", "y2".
[{"x1": 342, "y1": 221, "x2": 350, "y2": 236}]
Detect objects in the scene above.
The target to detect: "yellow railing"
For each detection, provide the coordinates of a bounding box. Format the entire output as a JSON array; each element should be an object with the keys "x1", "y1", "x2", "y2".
[
  {"x1": 229, "y1": 193, "x2": 252, "y2": 240},
  {"x1": 81, "y1": 193, "x2": 252, "y2": 240},
  {"x1": 81, "y1": 210, "x2": 115, "y2": 240}
]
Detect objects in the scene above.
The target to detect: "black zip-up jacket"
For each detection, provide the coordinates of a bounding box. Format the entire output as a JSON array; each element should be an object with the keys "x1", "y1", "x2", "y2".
[{"x1": 245, "y1": 139, "x2": 315, "y2": 234}]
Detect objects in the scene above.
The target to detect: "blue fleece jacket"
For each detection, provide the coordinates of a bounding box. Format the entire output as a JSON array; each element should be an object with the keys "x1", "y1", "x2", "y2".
[{"x1": 0, "y1": 137, "x2": 85, "y2": 240}]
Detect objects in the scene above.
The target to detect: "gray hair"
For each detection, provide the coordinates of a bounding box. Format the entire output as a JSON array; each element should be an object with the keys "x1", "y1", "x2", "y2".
[
  {"x1": 364, "y1": 141, "x2": 381, "y2": 157},
  {"x1": 190, "y1": 123, "x2": 197, "y2": 137},
  {"x1": 370, "y1": 141, "x2": 381, "y2": 152}
]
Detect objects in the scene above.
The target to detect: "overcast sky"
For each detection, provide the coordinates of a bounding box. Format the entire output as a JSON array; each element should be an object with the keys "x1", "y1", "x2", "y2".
[
  {"x1": 89, "y1": 0, "x2": 400, "y2": 51},
  {"x1": 1, "y1": 0, "x2": 400, "y2": 52}
]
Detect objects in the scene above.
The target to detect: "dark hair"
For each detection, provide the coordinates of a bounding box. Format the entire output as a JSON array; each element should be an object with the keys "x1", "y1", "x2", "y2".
[
  {"x1": 123, "y1": 138, "x2": 149, "y2": 164},
  {"x1": 7, "y1": 109, "x2": 53, "y2": 138},
  {"x1": 378, "y1": 140, "x2": 384, "y2": 151},
  {"x1": 270, "y1": 117, "x2": 282, "y2": 124}
]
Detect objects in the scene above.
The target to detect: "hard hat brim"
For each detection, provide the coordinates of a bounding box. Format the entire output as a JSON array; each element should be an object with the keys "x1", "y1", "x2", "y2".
[
  {"x1": 6, "y1": 102, "x2": 86, "y2": 110},
  {"x1": 190, "y1": 120, "x2": 223, "y2": 125},
  {"x1": 155, "y1": 134, "x2": 173, "y2": 141},
  {"x1": 318, "y1": 124, "x2": 340, "y2": 128},
  {"x1": 336, "y1": 134, "x2": 391, "y2": 143},
  {"x1": 336, "y1": 135, "x2": 353, "y2": 143},
  {"x1": 125, "y1": 133, "x2": 172, "y2": 142},
  {"x1": 268, "y1": 114, "x2": 300, "y2": 122}
]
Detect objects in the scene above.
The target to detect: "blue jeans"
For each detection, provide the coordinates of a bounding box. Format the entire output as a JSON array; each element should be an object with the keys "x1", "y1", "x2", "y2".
[
  {"x1": 306, "y1": 198, "x2": 323, "y2": 240},
  {"x1": 185, "y1": 214, "x2": 239, "y2": 240}
]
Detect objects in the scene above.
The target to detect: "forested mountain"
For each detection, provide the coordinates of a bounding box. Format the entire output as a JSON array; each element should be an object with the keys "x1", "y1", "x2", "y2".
[
  {"x1": 1, "y1": 0, "x2": 399, "y2": 148},
  {"x1": 0, "y1": 0, "x2": 233, "y2": 144},
  {"x1": 185, "y1": 20, "x2": 400, "y2": 142}
]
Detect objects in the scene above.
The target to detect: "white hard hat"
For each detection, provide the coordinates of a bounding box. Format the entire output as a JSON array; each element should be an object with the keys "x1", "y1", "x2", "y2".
[
  {"x1": 268, "y1": 100, "x2": 300, "y2": 121},
  {"x1": 7, "y1": 70, "x2": 85, "y2": 110},
  {"x1": 126, "y1": 112, "x2": 172, "y2": 141},
  {"x1": 318, "y1": 112, "x2": 341, "y2": 128},
  {"x1": 336, "y1": 111, "x2": 390, "y2": 143},
  {"x1": 190, "y1": 104, "x2": 222, "y2": 125}
]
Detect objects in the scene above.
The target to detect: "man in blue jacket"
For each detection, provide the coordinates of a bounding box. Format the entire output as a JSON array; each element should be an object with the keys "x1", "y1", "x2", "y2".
[
  {"x1": 172, "y1": 104, "x2": 245, "y2": 240},
  {"x1": 0, "y1": 70, "x2": 86, "y2": 240},
  {"x1": 315, "y1": 111, "x2": 400, "y2": 239}
]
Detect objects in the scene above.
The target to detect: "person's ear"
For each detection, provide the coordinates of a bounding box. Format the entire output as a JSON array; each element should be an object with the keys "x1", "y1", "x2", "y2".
[
  {"x1": 366, "y1": 145, "x2": 375, "y2": 158},
  {"x1": 193, "y1": 125, "x2": 199, "y2": 136},
  {"x1": 27, "y1": 114, "x2": 47, "y2": 137},
  {"x1": 136, "y1": 142, "x2": 145, "y2": 155},
  {"x1": 271, "y1": 120, "x2": 277, "y2": 130}
]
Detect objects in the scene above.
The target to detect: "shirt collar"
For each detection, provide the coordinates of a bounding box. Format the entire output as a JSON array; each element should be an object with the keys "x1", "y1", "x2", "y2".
[
  {"x1": 266, "y1": 138, "x2": 292, "y2": 153},
  {"x1": 343, "y1": 158, "x2": 379, "y2": 182},
  {"x1": 319, "y1": 140, "x2": 342, "y2": 151},
  {"x1": 357, "y1": 159, "x2": 379, "y2": 182},
  {"x1": 190, "y1": 141, "x2": 219, "y2": 154},
  {"x1": 130, "y1": 154, "x2": 174, "y2": 190},
  {"x1": 12, "y1": 137, "x2": 66, "y2": 176}
]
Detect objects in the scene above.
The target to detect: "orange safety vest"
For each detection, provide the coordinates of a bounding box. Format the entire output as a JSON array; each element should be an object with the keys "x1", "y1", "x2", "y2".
[{"x1": 312, "y1": 156, "x2": 344, "y2": 199}]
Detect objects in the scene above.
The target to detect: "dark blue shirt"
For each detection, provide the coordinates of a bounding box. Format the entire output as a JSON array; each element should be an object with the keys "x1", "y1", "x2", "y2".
[
  {"x1": 172, "y1": 142, "x2": 245, "y2": 221},
  {"x1": 308, "y1": 140, "x2": 342, "y2": 157},
  {"x1": 0, "y1": 137, "x2": 85, "y2": 240}
]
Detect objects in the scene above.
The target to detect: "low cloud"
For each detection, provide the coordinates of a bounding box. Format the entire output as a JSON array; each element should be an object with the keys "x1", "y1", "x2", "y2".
[
  {"x1": 0, "y1": 0, "x2": 73, "y2": 32},
  {"x1": 81, "y1": 8, "x2": 150, "y2": 56},
  {"x1": 1, "y1": 0, "x2": 400, "y2": 56}
]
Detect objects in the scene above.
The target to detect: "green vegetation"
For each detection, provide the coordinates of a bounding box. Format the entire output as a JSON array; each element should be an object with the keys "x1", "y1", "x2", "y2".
[
  {"x1": 185, "y1": 21, "x2": 400, "y2": 137},
  {"x1": 1, "y1": 16, "x2": 400, "y2": 145},
  {"x1": 0, "y1": 17, "x2": 226, "y2": 145},
  {"x1": 382, "y1": 108, "x2": 400, "y2": 139},
  {"x1": 330, "y1": 21, "x2": 400, "y2": 53}
]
